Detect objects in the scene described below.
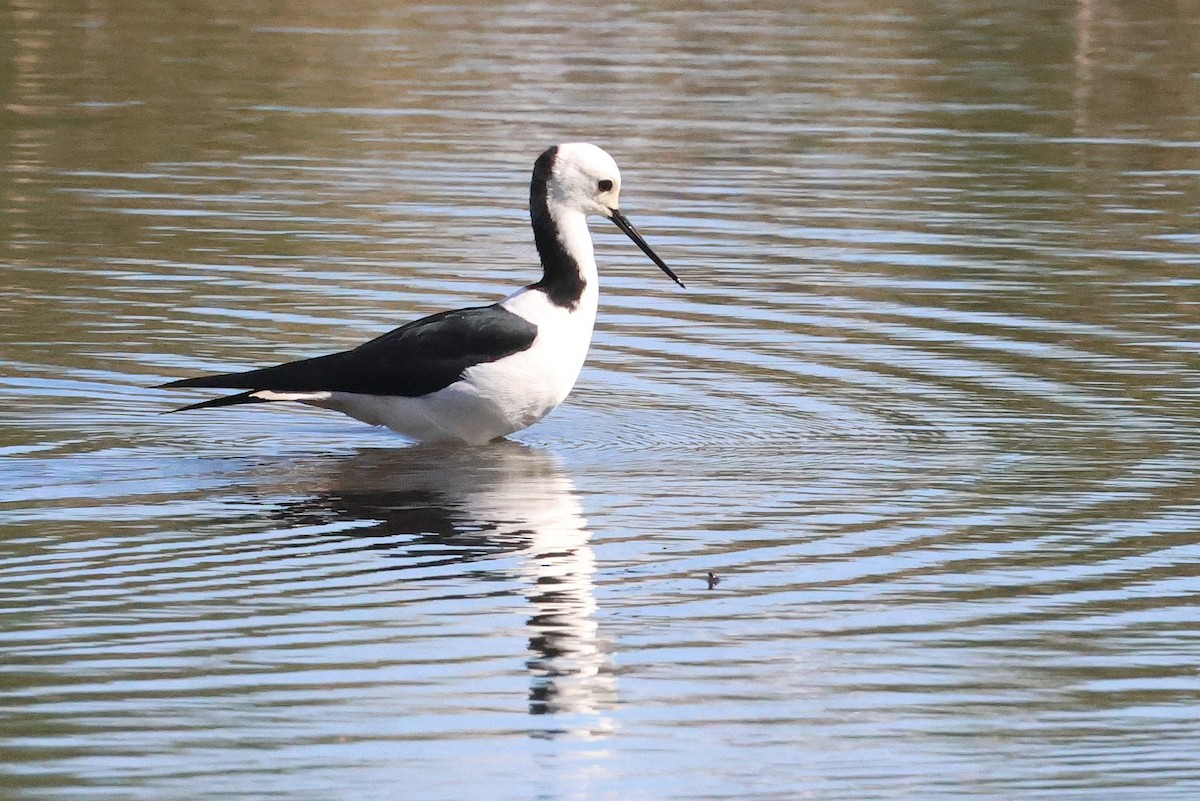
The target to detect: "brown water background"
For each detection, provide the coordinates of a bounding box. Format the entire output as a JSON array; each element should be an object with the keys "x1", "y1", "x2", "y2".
[{"x1": 3, "y1": 1, "x2": 1200, "y2": 798}]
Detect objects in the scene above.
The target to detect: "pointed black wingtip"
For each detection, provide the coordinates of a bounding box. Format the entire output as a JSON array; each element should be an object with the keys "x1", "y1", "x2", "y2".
[
  {"x1": 158, "y1": 376, "x2": 213, "y2": 390},
  {"x1": 157, "y1": 371, "x2": 260, "y2": 391}
]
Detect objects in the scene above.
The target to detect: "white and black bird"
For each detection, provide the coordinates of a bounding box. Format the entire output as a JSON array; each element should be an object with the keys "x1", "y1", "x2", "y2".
[{"x1": 160, "y1": 143, "x2": 684, "y2": 444}]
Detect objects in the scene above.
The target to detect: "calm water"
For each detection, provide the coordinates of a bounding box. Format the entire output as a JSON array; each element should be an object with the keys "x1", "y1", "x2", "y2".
[{"x1": 3, "y1": 1, "x2": 1200, "y2": 798}]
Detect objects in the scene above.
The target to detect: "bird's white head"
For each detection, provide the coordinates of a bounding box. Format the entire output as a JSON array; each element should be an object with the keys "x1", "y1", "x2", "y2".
[{"x1": 545, "y1": 142, "x2": 623, "y2": 217}]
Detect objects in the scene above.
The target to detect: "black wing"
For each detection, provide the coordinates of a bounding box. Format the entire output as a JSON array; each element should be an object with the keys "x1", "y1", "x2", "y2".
[{"x1": 160, "y1": 303, "x2": 538, "y2": 398}]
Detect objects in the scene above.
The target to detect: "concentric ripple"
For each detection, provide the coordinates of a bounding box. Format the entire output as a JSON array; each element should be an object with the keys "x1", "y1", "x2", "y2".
[{"x1": 4, "y1": 1, "x2": 1200, "y2": 799}]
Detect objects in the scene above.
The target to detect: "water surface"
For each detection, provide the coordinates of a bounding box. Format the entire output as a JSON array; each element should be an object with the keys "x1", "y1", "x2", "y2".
[{"x1": 3, "y1": 1, "x2": 1200, "y2": 798}]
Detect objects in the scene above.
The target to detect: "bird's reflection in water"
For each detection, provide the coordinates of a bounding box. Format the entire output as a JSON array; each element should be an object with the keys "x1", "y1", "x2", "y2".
[{"x1": 267, "y1": 441, "x2": 616, "y2": 728}]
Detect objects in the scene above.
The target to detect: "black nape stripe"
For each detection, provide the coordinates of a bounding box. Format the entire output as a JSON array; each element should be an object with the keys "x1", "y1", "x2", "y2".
[{"x1": 528, "y1": 145, "x2": 586, "y2": 310}]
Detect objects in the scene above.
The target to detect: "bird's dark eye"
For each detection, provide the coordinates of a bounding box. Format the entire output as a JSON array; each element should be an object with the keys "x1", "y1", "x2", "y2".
[{"x1": 598, "y1": 179, "x2": 613, "y2": 192}]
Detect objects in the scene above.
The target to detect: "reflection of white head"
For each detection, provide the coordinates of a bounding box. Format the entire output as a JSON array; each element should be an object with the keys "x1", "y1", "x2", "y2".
[{"x1": 448, "y1": 444, "x2": 617, "y2": 722}]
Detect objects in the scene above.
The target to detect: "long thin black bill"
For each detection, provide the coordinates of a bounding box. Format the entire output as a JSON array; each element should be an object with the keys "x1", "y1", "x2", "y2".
[{"x1": 609, "y1": 209, "x2": 685, "y2": 289}]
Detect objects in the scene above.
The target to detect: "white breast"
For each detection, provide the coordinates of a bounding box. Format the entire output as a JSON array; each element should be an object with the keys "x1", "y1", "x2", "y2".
[{"x1": 481, "y1": 281, "x2": 600, "y2": 415}]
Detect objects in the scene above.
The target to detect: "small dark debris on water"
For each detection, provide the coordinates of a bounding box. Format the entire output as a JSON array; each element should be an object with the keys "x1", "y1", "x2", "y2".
[{"x1": 706, "y1": 571, "x2": 721, "y2": 589}]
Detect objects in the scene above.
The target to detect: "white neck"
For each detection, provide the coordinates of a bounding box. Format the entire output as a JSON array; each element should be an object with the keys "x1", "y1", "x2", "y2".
[{"x1": 552, "y1": 207, "x2": 599, "y2": 289}]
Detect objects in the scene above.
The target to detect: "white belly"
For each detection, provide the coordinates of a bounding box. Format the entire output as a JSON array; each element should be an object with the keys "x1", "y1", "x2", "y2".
[{"x1": 315, "y1": 286, "x2": 598, "y2": 444}]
